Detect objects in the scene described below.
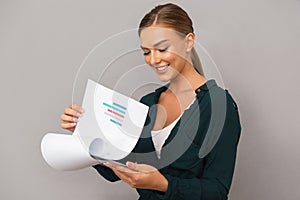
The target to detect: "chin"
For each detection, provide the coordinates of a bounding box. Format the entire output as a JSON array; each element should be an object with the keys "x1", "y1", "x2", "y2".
[
  {"x1": 160, "y1": 79, "x2": 170, "y2": 83},
  {"x1": 157, "y1": 75, "x2": 172, "y2": 82},
  {"x1": 153, "y1": 68, "x2": 174, "y2": 82}
]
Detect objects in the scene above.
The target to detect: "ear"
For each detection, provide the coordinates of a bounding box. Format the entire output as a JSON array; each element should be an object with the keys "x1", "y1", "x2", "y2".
[{"x1": 185, "y1": 33, "x2": 195, "y2": 52}]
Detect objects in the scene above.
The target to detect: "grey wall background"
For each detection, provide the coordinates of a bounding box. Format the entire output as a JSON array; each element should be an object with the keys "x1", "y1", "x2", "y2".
[{"x1": 1, "y1": 0, "x2": 299, "y2": 199}]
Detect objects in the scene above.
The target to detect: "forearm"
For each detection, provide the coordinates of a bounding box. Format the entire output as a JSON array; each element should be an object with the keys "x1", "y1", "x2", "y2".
[
  {"x1": 156, "y1": 175, "x2": 228, "y2": 200},
  {"x1": 150, "y1": 171, "x2": 169, "y2": 192}
]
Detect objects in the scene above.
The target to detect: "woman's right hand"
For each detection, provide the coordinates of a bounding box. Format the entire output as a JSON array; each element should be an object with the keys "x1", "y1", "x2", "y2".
[{"x1": 60, "y1": 103, "x2": 83, "y2": 132}]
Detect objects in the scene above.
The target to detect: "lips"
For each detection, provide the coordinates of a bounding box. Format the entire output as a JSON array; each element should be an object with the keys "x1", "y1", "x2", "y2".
[{"x1": 155, "y1": 64, "x2": 169, "y2": 74}]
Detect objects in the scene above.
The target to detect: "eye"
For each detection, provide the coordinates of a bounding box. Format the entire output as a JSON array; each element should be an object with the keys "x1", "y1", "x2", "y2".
[
  {"x1": 143, "y1": 51, "x2": 150, "y2": 56},
  {"x1": 158, "y1": 47, "x2": 168, "y2": 52}
]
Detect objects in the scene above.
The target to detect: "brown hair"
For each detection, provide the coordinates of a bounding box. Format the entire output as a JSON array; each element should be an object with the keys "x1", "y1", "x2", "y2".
[{"x1": 138, "y1": 3, "x2": 205, "y2": 76}]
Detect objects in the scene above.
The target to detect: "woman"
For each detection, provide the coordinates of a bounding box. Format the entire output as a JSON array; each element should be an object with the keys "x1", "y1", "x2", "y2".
[{"x1": 61, "y1": 3, "x2": 241, "y2": 200}]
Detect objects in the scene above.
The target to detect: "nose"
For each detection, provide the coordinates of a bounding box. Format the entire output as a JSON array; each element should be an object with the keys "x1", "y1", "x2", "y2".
[{"x1": 149, "y1": 51, "x2": 161, "y2": 65}]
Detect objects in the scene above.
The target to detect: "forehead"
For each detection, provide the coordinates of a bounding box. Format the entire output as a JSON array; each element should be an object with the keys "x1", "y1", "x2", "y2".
[{"x1": 140, "y1": 26, "x2": 184, "y2": 47}]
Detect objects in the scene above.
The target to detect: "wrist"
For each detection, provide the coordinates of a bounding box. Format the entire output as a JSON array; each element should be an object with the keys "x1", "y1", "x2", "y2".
[{"x1": 155, "y1": 174, "x2": 168, "y2": 192}]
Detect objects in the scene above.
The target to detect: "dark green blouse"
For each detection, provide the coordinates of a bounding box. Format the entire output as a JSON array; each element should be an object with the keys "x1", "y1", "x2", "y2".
[{"x1": 93, "y1": 79, "x2": 241, "y2": 200}]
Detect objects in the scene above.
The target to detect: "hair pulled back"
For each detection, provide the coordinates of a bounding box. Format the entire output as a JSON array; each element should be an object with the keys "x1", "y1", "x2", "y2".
[{"x1": 138, "y1": 3, "x2": 205, "y2": 76}]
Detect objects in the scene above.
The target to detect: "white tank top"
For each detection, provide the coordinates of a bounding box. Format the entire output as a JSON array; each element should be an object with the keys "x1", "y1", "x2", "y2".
[{"x1": 151, "y1": 98, "x2": 196, "y2": 159}]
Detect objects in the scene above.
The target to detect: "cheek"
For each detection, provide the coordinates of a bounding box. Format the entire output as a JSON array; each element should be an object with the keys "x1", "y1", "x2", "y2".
[
  {"x1": 144, "y1": 56, "x2": 150, "y2": 64},
  {"x1": 164, "y1": 52, "x2": 175, "y2": 62}
]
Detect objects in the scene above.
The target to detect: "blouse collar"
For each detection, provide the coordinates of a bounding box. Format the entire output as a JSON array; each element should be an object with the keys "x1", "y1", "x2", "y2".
[{"x1": 154, "y1": 79, "x2": 217, "y2": 96}]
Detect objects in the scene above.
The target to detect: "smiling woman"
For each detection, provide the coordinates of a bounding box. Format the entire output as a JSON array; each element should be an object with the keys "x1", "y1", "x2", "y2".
[
  {"x1": 60, "y1": 3, "x2": 241, "y2": 200},
  {"x1": 140, "y1": 27, "x2": 193, "y2": 83},
  {"x1": 138, "y1": 3, "x2": 205, "y2": 78}
]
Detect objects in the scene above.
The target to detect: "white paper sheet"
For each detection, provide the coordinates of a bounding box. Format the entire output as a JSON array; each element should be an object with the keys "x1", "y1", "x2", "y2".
[
  {"x1": 41, "y1": 79, "x2": 149, "y2": 171},
  {"x1": 41, "y1": 133, "x2": 100, "y2": 171}
]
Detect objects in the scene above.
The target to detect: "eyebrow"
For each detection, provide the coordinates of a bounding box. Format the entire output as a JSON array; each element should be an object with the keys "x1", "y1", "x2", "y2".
[{"x1": 140, "y1": 39, "x2": 169, "y2": 49}]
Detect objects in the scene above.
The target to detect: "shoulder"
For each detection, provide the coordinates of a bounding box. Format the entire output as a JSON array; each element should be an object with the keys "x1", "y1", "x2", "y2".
[
  {"x1": 139, "y1": 92, "x2": 156, "y2": 106},
  {"x1": 196, "y1": 80, "x2": 239, "y2": 113},
  {"x1": 192, "y1": 80, "x2": 241, "y2": 142},
  {"x1": 139, "y1": 84, "x2": 168, "y2": 106},
  {"x1": 193, "y1": 81, "x2": 241, "y2": 157},
  {"x1": 207, "y1": 83, "x2": 241, "y2": 145}
]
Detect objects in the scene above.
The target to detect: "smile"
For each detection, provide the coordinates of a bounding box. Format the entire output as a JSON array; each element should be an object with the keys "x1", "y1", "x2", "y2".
[{"x1": 155, "y1": 64, "x2": 169, "y2": 74}]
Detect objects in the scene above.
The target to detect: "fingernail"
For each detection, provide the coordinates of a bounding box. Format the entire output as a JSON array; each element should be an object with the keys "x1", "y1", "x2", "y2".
[
  {"x1": 103, "y1": 162, "x2": 110, "y2": 167},
  {"x1": 126, "y1": 161, "x2": 133, "y2": 168},
  {"x1": 73, "y1": 118, "x2": 78, "y2": 122}
]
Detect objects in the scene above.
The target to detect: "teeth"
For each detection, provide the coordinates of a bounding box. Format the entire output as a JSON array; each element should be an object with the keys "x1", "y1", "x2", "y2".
[
  {"x1": 157, "y1": 64, "x2": 169, "y2": 71},
  {"x1": 158, "y1": 66, "x2": 166, "y2": 71}
]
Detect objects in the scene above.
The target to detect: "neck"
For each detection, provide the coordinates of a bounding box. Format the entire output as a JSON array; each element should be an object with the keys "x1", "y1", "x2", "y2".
[{"x1": 169, "y1": 63, "x2": 206, "y2": 94}]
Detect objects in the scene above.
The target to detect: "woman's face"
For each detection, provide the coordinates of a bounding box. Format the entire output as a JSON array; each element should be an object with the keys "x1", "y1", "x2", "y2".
[{"x1": 140, "y1": 26, "x2": 191, "y2": 82}]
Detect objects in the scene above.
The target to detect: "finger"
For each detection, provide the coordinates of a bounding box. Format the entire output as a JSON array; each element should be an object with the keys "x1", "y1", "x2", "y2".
[
  {"x1": 126, "y1": 162, "x2": 157, "y2": 173},
  {"x1": 126, "y1": 162, "x2": 139, "y2": 171},
  {"x1": 64, "y1": 107, "x2": 82, "y2": 117},
  {"x1": 105, "y1": 162, "x2": 137, "y2": 173},
  {"x1": 104, "y1": 162, "x2": 127, "y2": 171},
  {"x1": 61, "y1": 122, "x2": 76, "y2": 129},
  {"x1": 60, "y1": 114, "x2": 79, "y2": 123},
  {"x1": 69, "y1": 104, "x2": 84, "y2": 113},
  {"x1": 111, "y1": 168, "x2": 127, "y2": 178},
  {"x1": 110, "y1": 167, "x2": 141, "y2": 188},
  {"x1": 111, "y1": 168, "x2": 132, "y2": 185}
]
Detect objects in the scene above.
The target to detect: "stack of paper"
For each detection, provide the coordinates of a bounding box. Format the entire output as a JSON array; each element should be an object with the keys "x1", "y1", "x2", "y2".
[{"x1": 41, "y1": 79, "x2": 149, "y2": 171}]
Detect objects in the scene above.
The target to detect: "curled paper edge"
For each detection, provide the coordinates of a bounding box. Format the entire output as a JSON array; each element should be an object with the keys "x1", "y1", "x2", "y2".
[{"x1": 41, "y1": 133, "x2": 100, "y2": 171}]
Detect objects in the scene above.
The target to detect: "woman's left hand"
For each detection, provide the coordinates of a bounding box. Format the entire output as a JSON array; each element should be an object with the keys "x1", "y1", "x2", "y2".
[{"x1": 104, "y1": 161, "x2": 168, "y2": 192}]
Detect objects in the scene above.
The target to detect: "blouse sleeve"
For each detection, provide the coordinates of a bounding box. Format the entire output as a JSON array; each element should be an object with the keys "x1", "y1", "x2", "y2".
[
  {"x1": 92, "y1": 164, "x2": 120, "y2": 182},
  {"x1": 155, "y1": 92, "x2": 241, "y2": 200}
]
